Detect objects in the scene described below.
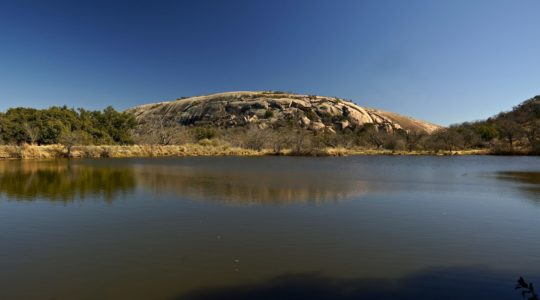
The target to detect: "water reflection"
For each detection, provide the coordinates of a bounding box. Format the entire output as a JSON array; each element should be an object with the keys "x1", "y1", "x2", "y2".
[
  {"x1": 0, "y1": 159, "x2": 369, "y2": 204},
  {"x1": 495, "y1": 171, "x2": 540, "y2": 202},
  {"x1": 1, "y1": 157, "x2": 540, "y2": 300},
  {"x1": 137, "y1": 165, "x2": 369, "y2": 205},
  {"x1": 0, "y1": 161, "x2": 135, "y2": 202}
]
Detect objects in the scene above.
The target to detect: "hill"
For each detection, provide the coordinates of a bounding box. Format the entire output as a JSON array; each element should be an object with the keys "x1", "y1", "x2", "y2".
[
  {"x1": 128, "y1": 91, "x2": 440, "y2": 136},
  {"x1": 448, "y1": 95, "x2": 540, "y2": 154}
]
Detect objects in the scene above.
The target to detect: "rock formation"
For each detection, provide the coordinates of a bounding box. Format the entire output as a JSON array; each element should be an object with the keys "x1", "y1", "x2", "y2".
[{"x1": 127, "y1": 91, "x2": 441, "y2": 134}]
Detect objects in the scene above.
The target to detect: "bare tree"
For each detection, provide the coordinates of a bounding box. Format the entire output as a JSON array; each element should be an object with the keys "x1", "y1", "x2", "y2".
[
  {"x1": 496, "y1": 118, "x2": 522, "y2": 150},
  {"x1": 524, "y1": 119, "x2": 540, "y2": 149},
  {"x1": 427, "y1": 129, "x2": 464, "y2": 152},
  {"x1": 135, "y1": 118, "x2": 192, "y2": 145},
  {"x1": 23, "y1": 122, "x2": 39, "y2": 145},
  {"x1": 360, "y1": 125, "x2": 385, "y2": 149},
  {"x1": 241, "y1": 126, "x2": 270, "y2": 151},
  {"x1": 288, "y1": 128, "x2": 312, "y2": 154},
  {"x1": 403, "y1": 130, "x2": 426, "y2": 152},
  {"x1": 59, "y1": 130, "x2": 84, "y2": 157}
]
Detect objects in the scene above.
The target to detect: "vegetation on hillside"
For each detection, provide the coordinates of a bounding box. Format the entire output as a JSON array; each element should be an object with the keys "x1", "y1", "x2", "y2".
[{"x1": 444, "y1": 95, "x2": 540, "y2": 155}]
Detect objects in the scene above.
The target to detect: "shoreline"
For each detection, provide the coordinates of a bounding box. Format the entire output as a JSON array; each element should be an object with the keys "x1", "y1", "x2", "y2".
[{"x1": 0, "y1": 144, "x2": 496, "y2": 160}]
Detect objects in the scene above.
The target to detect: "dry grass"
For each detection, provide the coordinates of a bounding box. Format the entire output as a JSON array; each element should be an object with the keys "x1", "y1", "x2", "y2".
[
  {"x1": 0, "y1": 144, "x2": 65, "y2": 159},
  {"x1": 0, "y1": 144, "x2": 492, "y2": 160},
  {"x1": 71, "y1": 144, "x2": 265, "y2": 158},
  {"x1": 0, "y1": 143, "x2": 265, "y2": 160}
]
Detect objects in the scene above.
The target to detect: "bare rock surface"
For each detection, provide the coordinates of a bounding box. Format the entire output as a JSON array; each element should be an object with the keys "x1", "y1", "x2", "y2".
[{"x1": 127, "y1": 91, "x2": 441, "y2": 133}]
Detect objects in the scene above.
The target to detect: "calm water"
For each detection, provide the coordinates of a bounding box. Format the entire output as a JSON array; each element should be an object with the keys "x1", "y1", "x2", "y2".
[{"x1": 0, "y1": 156, "x2": 539, "y2": 300}]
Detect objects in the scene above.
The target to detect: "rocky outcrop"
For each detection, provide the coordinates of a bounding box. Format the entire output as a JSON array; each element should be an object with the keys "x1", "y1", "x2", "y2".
[{"x1": 127, "y1": 91, "x2": 441, "y2": 134}]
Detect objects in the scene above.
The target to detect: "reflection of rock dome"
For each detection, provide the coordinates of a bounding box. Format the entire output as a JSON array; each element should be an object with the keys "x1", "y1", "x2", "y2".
[{"x1": 135, "y1": 164, "x2": 370, "y2": 205}]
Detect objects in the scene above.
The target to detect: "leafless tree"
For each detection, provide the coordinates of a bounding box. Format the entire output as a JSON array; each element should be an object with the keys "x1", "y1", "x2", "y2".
[
  {"x1": 23, "y1": 122, "x2": 39, "y2": 145},
  {"x1": 402, "y1": 130, "x2": 426, "y2": 151},
  {"x1": 59, "y1": 130, "x2": 84, "y2": 157}
]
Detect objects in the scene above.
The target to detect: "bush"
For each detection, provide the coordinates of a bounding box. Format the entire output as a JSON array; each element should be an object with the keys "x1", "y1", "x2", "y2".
[
  {"x1": 192, "y1": 127, "x2": 217, "y2": 141},
  {"x1": 264, "y1": 110, "x2": 274, "y2": 119}
]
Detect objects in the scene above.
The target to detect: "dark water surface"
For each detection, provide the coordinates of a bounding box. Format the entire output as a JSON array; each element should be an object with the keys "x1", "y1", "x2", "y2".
[{"x1": 0, "y1": 156, "x2": 539, "y2": 299}]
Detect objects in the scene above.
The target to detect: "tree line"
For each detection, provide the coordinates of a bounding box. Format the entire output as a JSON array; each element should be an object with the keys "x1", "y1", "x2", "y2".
[{"x1": 0, "y1": 106, "x2": 136, "y2": 146}]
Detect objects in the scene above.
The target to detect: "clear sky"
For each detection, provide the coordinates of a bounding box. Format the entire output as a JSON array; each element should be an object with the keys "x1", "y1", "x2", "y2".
[{"x1": 0, "y1": 0, "x2": 539, "y2": 125}]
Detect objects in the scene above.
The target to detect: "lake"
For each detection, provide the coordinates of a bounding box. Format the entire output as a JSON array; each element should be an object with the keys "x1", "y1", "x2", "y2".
[{"x1": 0, "y1": 156, "x2": 539, "y2": 300}]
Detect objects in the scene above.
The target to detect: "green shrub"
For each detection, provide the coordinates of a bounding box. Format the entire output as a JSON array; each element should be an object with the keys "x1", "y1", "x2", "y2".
[
  {"x1": 192, "y1": 127, "x2": 217, "y2": 141},
  {"x1": 264, "y1": 110, "x2": 274, "y2": 118}
]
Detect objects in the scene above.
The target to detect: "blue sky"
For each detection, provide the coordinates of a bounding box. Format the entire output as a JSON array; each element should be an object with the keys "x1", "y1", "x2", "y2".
[{"x1": 0, "y1": 0, "x2": 539, "y2": 125}]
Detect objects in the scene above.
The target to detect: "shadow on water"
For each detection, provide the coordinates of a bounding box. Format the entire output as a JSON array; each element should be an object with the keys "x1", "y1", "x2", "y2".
[
  {"x1": 0, "y1": 161, "x2": 136, "y2": 202},
  {"x1": 496, "y1": 171, "x2": 540, "y2": 202},
  {"x1": 176, "y1": 266, "x2": 525, "y2": 300}
]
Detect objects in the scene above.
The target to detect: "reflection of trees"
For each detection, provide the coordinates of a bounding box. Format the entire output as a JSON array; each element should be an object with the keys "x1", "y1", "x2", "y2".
[
  {"x1": 0, "y1": 161, "x2": 136, "y2": 202},
  {"x1": 496, "y1": 171, "x2": 540, "y2": 202},
  {"x1": 136, "y1": 166, "x2": 369, "y2": 205},
  {"x1": 0, "y1": 160, "x2": 370, "y2": 205},
  {"x1": 498, "y1": 171, "x2": 540, "y2": 185}
]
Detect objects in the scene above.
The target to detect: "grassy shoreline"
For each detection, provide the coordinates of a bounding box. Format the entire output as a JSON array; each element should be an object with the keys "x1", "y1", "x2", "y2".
[{"x1": 0, "y1": 144, "x2": 494, "y2": 160}]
